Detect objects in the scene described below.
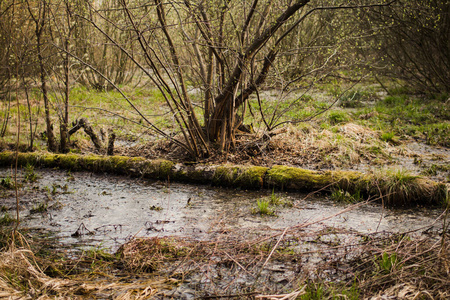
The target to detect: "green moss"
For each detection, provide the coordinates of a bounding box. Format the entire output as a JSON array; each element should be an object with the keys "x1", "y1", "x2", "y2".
[
  {"x1": 159, "y1": 160, "x2": 174, "y2": 178},
  {"x1": 267, "y1": 166, "x2": 367, "y2": 193},
  {"x1": 139, "y1": 159, "x2": 174, "y2": 179},
  {"x1": 18, "y1": 152, "x2": 39, "y2": 167},
  {"x1": 212, "y1": 166, "x2": 236, "y2": 186},
  {"x1": 266, "y1": 166, "x2": 330, "y2": 190},
  {"x1": 80, "y1": 155, "x2": 104, "y2": 172},
  {"x1": 105, "y1": 156, "x2": 133, "y2": 173},
  {"x1": 212, "y1": 165, "x2": 268, "y2": 189},
  {"x1": 42, "y1": 154, "x2": 57, "y2": 168},
  {"x1": 0, "y1": 152, "x2": 15, "y2": 166},
  {"x1": 235, "y1": 166, "x2": 268, "y2": 189},
  {"x1": 57, "y1": 154, "x2": 81, "y2": 170},
  {"x1": 0, "y1": 151, "x2": 446, "y2": 207},
  {"x1": 327, "y1": 170, "x2": 365, "y2": 191}
]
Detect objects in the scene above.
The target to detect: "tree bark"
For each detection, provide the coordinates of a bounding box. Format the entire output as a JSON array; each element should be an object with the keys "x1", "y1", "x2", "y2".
[
  {"x1": 107, "y1": 129, "x2": 115, "y2": 156},
  {"x1": 208, "y1": 0, "x2": 310, "y2": 145},
  {"x1": 37, "y1": 25, "x2": 57, "y2": 152},
  {"x1": 28, "y1": 0, "x2": 57, "y2": 152}
]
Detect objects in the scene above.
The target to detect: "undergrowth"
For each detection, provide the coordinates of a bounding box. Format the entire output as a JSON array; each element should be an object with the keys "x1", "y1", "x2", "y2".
[{"x1": 0, "y1": 211, "x2": 448, "y2": 299}]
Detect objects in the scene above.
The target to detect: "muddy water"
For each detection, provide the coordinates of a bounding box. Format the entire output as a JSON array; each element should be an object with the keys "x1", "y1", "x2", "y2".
[{"x1": 0, "y1": 168, "x2": 444, "y2": 251}]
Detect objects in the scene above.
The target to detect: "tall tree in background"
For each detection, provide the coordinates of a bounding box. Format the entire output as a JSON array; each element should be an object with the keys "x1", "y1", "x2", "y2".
[
  {"x1": 48, "y1": 0, "x2": 78, "y2": 153},
  {"x1": 367, "y1": 0, "x2": 450, "y2": 93},
  {"x1": 26, "y1": 0, "x2": 57, "y2": 152}
]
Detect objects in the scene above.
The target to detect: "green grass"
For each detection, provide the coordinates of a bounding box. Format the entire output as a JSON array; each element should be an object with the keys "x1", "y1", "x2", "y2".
[
  {"x1": 388, "y1": 85, "x2": 413, "y2": 95},
  {"x1": 87, "y1": 245, "x2": 117, "y2": 262},
  {"x1": 300, "y1": 281, "x2": 360, "y2": 300},
  {"x1": 380, "y1": 131, "x2": 399, "y2": 144},
  {"x1": 29, "y1": 84, "x2": 172, "y2": 149},
  {"x1": 255, "y1": 198, "x2": 272, "y2": 215},
  {"x1": 0, "y1": 212, "x2": 16, "y2": 225},
  {"x1": 374, "y1": 168, "x2": 424, "y2": 206},
  {"x1": 301, "y1": 282, "x2": 324, "y2": 300},
  {"x1": 252, "y1": 190, "x2": 292, "y2": 215},
  {"x1": 421, "y1": 164, "x2": 450, "y2": 176},
  {"x1": 4, "y1": 79, "x2": 449, "y2": 163},
  {"x1": 423, "y1": 122, "x2": 450, "y2": 147},
  {"x1": 30, "y1": 202, "x2": 48, "y2": 214},
  {"x1": 324, "y1": 79, "x2": 342, "y2": 97},
  {"x1": 24, "y1": 164, "x2": 39, "y2": 182},
  {"x1": 246, "y1": 94, "x2": 316, "y2": 125},
  {"x1": 352, "y1": 93, "x2": 449, "y2": 147},
  {"x1": 0, "y1": 176, "x2": 14, "y2": 189},
  {"x1": 378, "y1": 252, "x2": 400, "y2": 273},
  {"x1": 327, "y1": 111, "x2": 351, "y2": 125},
  {"x1": 339, "y1": 89, "x2": 375, "y2": 108},
  {"x1": 268, "y1": 189, "x2": 281, "y2": 205},
  {"x1": 330, "y1": 188, "x2": 363, "y2": 203}
]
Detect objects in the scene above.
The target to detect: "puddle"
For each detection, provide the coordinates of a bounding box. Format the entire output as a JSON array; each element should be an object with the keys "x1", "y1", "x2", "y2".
[{"x1": 0, "y1": 168, "x2": 445, "y2": 252}]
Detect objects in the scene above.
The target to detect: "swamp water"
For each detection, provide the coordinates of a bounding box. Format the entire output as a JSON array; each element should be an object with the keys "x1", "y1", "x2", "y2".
[
  {"x1": 1, "y1": 168, "x2": 443, "y2": 252},
  {"x1": 1, "y1": 167, "x2": 447, "y2": 298}
]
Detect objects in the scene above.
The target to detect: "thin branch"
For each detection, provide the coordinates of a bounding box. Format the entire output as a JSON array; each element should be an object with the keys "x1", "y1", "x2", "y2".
[{"x1": 53, "y1": 43, "x2": 192, "y2": 154}]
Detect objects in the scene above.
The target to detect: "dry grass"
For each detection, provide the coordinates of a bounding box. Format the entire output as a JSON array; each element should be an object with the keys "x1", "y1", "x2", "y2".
[
  {"x1": 236, "y1": 123, "x2": 387, "y2": 169},
  {"x1": 115, "y1": 123, "x2": 389, "y2": 169},
  {"x1": 357, "y1": 235, "x2": 450, "y2": 299},
  {"x1": 116, "y1": 208, "x2": 450, "y2": 299},
  {"x1": 1, "y1": 209, "x2": 449, "y2": 299},
  {"x1": 0, "y1": 233, "x2": 168, "y2": 299},
  {"x1": 369, "y1": 168, "x2": 448, "y2": 207}
]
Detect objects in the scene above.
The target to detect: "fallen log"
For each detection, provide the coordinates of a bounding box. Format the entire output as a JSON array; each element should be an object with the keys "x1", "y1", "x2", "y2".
[
  {"x1": 0, "y1": 151, "x2": 447, "y2": 207},
  {"x1": 69, "y1": 118, "x2": 115, "y2": 155}
]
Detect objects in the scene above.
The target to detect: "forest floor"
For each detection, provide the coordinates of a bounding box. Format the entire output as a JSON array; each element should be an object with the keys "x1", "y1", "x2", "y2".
[
  {"x1": 1, "y1": 80, "x2": 449, "y2": 182},
  {"x1": 0, "y1": 81, "x2": 449, "y2": 299}
]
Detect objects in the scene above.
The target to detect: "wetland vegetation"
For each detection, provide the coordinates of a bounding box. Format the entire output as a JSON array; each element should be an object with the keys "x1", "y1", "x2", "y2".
[{"x1": 1, "y1": 0, "x2": 449, "y2": 298}]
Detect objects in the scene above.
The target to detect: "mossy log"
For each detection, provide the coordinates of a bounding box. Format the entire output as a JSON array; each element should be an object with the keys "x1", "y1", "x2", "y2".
[{"x1": 0, "y1": 151, "x2": 447, "y2": 207}]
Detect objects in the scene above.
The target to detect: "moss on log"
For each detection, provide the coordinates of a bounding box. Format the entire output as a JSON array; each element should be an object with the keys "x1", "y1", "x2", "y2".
[
  {"x1": 212, "y1": 165, "x2": 268, "y2": 189},
  {"x1": 0, "y1": 151, "x2": 447, "y2": 207}
]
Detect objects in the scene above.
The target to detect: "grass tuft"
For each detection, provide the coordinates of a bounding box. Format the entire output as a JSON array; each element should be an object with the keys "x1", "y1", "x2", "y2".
[
  {"x1": 0, "y1": 213, "x2": 16, "y2": 226},
  {"x1": 255, "y1": 198, "x2": 273, "y2": 215},
  {"x1": 330, "y1": 188, "x2": 363, "y2": 203},
  {"x1": 0, "y1": 176, "x2": 14, "y2": 190},
  {"x1": 370, "y1": 168, "x2": 446, "y2": 207},
  {"x1": 24, "y1": 164, "x2": 39, "y2": 183}
]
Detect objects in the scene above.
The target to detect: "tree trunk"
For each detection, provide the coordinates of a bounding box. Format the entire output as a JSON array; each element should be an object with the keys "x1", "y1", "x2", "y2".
[
  {"x1": 207, "y1": 0, "x2": 310, "y2": 148},
  {"x1": 28, "y1": 0, "x2": 57, "y2": 152},
  {"x1": 60, "y1": 35, "x2": 70, "y2": 153},
  {"x1": 37, "y1": 34, "x2": 57, "y2": 152}
]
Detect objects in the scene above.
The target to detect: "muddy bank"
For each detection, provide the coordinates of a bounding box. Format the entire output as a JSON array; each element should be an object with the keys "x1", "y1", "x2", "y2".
[{"x1": 0, "y1": 151, "x2": 447, "y2": 206}]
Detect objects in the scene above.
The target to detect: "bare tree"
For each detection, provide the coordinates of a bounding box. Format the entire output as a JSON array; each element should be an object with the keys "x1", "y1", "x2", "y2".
[
  {"x1": 26, "y1": 0, "x2": 57, "y2": 152},
  {"x1": 71, "y1": 0, "x2": 137, "y2": 91},
  {"x1": 66, "y1": 0, "x2": 396, "y2": 158},
  {"x1": 83, "y1": 0, "x2": 315, "y2": 156},
  {"x1": 365, "y1": 0, "x2": 450, "y2": 93},
  {"x1": 0, "y1": 1, "x2": 15, "y2": 139},
  {"x1": 1, "y1": 0, "x2": 41, "y2": 150},
  {"x1": 47, "y1": 0, "x2": 79, "y2": 153}
]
